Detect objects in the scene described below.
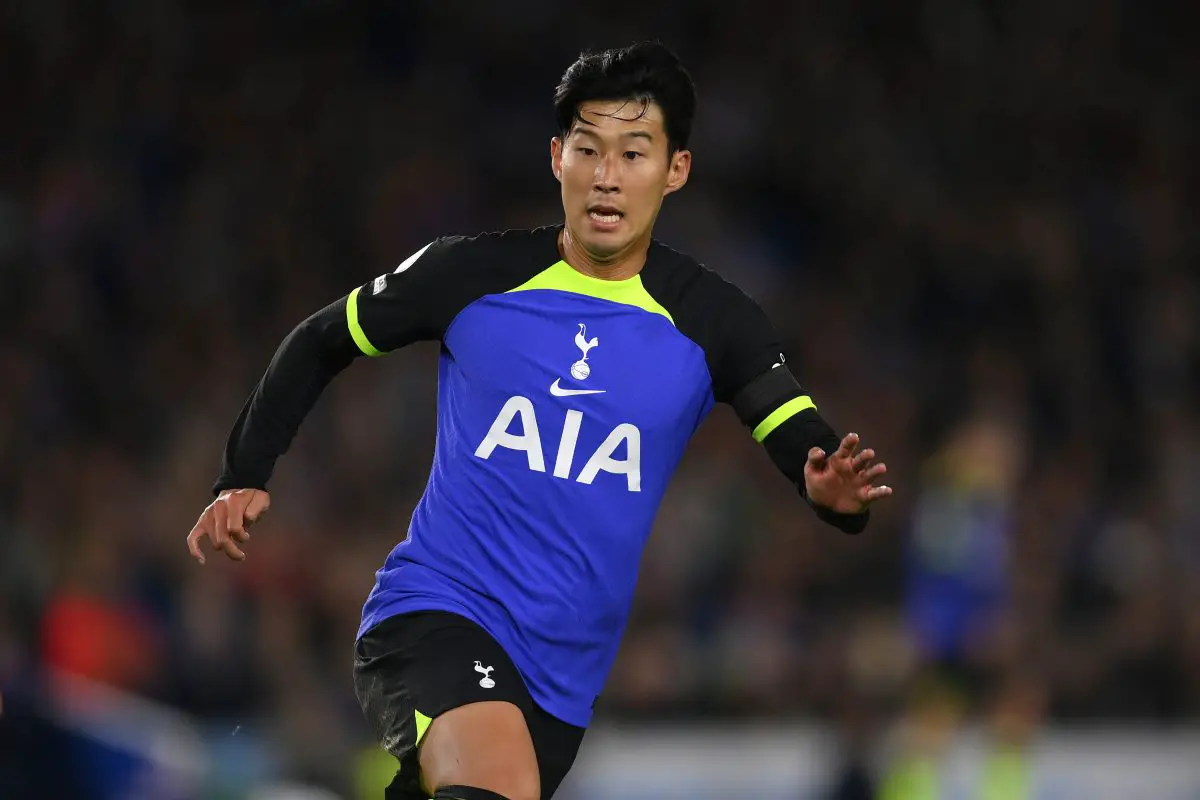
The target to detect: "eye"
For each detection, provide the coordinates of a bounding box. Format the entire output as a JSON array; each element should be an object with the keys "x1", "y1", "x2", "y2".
[
  {"x1": 576, "y1": 147, "x2": 597, "y2": 156},
  {"x1": 623, "y1": 151, "x2": 643, "y2": 161}
]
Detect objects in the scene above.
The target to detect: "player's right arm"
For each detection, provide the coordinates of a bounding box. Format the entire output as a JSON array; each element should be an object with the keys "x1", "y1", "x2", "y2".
[{"x1": 187, "y1": 237, "x2": 469, "y2": 564}]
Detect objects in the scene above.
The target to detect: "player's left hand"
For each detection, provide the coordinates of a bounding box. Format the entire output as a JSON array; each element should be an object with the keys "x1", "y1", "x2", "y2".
[{"x1": 804, "y1": 432, "x2": 892, "y2": 515}]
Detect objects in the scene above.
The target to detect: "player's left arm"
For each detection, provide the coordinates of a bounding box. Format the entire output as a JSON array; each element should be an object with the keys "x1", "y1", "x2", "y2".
[
  {"x1": 713, "y1": 287, "x2": 892, "y2": 534},
  {"x1": 729, "y1": 363, "x2": 891, "y2": 533}
]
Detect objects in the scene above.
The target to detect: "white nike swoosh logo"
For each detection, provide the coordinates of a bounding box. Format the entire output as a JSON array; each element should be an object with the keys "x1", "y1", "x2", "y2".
[{"x1": 549, "y1": 379, "x2": 606, "y2": 397}]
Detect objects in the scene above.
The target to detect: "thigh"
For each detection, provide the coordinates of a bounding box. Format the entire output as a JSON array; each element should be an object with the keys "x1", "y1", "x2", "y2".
[
  {"x1": 419, "y1": 700, "x2": 540, "y2": 799},
  {"x1": 353, "y1": 611, "x2": 536, "y2": 800},
  {"x1": 526, "y1": 702, "x2": 587, "y2": 799}
]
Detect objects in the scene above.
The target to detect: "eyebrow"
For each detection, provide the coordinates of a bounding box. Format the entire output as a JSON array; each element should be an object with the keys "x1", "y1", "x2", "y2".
[{"x1": 571, "y1": 126, "x2": 656, "y2": 143}]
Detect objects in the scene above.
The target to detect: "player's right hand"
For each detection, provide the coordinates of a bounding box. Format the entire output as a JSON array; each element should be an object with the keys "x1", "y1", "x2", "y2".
[{"x1": 187, "y1": 488, "x2": 271, "y2": 565}]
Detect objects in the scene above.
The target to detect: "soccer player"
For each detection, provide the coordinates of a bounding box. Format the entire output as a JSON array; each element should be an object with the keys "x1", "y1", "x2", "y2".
[{"x1": 187, "y1": 42, "x2": 892, "y2": 800}]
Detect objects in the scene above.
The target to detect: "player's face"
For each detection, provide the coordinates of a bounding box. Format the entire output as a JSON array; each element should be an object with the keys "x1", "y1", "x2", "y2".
[{"x1": 551, "y1": 100, "x2": 691, "y2": 263}]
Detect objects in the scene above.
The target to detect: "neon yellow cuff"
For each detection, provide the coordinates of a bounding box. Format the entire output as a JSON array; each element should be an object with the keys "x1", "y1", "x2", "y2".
[
  {"x1": 347, "y1": 287, "x2": 384, "y2": 356},
  {"x1": 751, "y1": 395, "x2": 816, "y2": 442}
]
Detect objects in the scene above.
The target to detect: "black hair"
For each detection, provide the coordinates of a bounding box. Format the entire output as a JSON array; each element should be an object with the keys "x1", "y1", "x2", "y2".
[{"x1": 554, "y1": 42, "x2": 696, "y2": 154}]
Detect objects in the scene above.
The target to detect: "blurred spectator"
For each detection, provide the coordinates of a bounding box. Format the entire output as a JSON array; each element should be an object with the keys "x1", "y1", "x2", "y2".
[
  {"x1": 905, "y1": 414, "x2": 1024, "y2": 679},
  {"x1": 878, "y1": 676, "x2": 966, "y2": 800},
  {"x1": 823, "y1": 698, "x2": 879, "y2": 800},
  {"x1": 40, "y1": 534, "x2": 165, "y2": 693},
  {"x1": 976, "y1": 673, "x2": 1047, "y2": 800}
]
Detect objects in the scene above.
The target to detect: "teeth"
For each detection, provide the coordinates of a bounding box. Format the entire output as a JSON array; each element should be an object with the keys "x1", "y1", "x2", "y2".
[{"x1": 590, "y1": 211, "x2": 620, "y2": 223}]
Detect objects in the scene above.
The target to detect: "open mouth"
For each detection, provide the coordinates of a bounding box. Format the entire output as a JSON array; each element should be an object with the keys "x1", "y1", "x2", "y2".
[
  {"x1": 588, "y1": 205, "x2": 624, "y2": 220},
  {"x1": 588, "y1": 206, "x2": 623, "y2": 225}
]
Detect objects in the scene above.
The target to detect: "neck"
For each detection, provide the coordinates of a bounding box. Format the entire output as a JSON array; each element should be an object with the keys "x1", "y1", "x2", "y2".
[{"x1": 558, "y1": 226, "x2": 649, "y2": 281}]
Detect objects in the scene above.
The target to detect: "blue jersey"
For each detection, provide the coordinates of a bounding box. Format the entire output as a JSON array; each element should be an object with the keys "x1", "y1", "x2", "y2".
[{"x1": 345, "y1": 228, "x2": 794, "y2": 726}]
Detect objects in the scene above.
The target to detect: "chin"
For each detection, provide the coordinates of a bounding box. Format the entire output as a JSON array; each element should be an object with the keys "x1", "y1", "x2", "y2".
[
  {"x1": 582, "y1": 236, "x2": 629, "y2": 261},
  {"x1": 577, "y1": 222, "x2": 634, "y2": 257}
]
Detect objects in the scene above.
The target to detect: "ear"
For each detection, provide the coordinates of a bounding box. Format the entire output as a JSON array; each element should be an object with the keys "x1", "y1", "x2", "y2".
[
  {"x1": 550, "y1": 137, "x2": 564, "y2": 183},
  {"x1": 663, "y1": 149, "x2": 691, "y2": 197}
]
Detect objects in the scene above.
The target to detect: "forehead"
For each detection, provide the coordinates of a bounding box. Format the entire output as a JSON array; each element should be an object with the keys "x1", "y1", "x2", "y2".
[{"x1": 570, "y1": 99, "x2": 667, "y2": 140}]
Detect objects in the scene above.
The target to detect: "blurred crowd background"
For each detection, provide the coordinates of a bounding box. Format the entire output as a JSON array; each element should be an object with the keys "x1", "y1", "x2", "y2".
[{"x1": 1, "y1": 1, "x2": 1197, "y2": 798}]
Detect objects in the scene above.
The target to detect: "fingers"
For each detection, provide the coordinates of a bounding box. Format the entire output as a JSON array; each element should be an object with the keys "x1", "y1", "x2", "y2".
[
  {"x1": 852, "y1": 448, "x2": 875, "y2": 472},
  {"x1": 211, "y1": 500, "x2": 246, "y2": 561},
  {"x1": 225, "y1": 495, "x2": 250, "y2": 545},
  {"x1": 187, "y1": 517, "x2": 208, "y2": 565},
  {"x1": 835, "y1": 433, "x2": 860, "y2": 460},
  {"x1": 187, "y1": 491, "x2": 266, "y2": 566},
  {"x1": 209, "y1": 500, "x2": 229, "y2": 554},
  {"x1": 860, "y1": 462, "x2": 887, "y2": 483},
  {"x1": 242, "y1": 488, "x2": 271, "y2": 526},
  {"x1": 861, "y1": 484, "x2": 893, "y2": 502}
]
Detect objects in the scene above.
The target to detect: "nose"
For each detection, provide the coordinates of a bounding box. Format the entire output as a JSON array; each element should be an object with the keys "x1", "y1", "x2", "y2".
[{"x1": 593, "y1": 153, "x2": 620, "y2": 193}]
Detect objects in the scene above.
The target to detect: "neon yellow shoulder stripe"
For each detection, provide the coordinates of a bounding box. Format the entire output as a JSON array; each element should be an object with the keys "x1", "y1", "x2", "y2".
[
  {"x1": 507, "y1": 260, "x2": 674, "y2": 325},
  {"x1": 752, "y1": 395, "x2": 816, "y2": 442},
  {"x1": 347, "y1": 286, "x2": 384, "y2": 356}
]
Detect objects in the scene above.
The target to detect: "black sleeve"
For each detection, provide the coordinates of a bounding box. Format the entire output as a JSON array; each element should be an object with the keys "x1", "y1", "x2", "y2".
[
  {"x1": 348, "y1": 236, "x2": 478, "y2": 354},
  {"x1": 711, "y1": 281, "x2": 870, "y2": 535},
  {"x1": 730, "y1": 365, "x2": 869, "y2": 534},
  {"x1": 213, "y1": 236, "x2": 478, "y2": 494},
  {"x1": 213, "y1": 297, "x2": 360, "y2": 494}
]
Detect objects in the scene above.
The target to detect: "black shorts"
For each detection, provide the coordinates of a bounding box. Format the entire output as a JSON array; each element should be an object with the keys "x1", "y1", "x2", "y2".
[{"x1": 353, "y1": 611, "x2": 586, "y2": 800}]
